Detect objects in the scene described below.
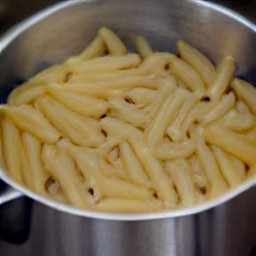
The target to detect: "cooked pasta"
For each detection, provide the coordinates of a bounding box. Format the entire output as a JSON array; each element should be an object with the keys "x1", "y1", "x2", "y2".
[{"x1": 1, "y1": 27, "x2": 256, "y2": 213}]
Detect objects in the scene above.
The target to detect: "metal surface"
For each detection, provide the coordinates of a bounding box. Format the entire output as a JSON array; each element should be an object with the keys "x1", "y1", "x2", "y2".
[
  {"x1": 0, "y1": 187, "x2": 255, "y2": 256},
  {"x1": 0, "y1": 0, "x2": 256, "y2": 255}
]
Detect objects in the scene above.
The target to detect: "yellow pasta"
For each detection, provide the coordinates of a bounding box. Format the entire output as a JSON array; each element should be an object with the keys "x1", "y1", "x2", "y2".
[
  {"x1": 8, "y1": 83, "x2": 46, "y2": 106},
  {"x1": 1, "y1": 118, "x2": 23, "y2": 183},
  {"x1": 35, "y1": 96, "x2": 105, "y2": 147},
  {"x1": 205, "y1": 124, "x2": 256, "y2": 166},
  {"x1": 2, "y1": 105, "x2": 60, "y2": 144},
  {"x1": 99, "y1": 27, "x2": 127, "y2": 55},
  {"x1": 206, "y1": 56, "x2": 235, "y2": 100},
  {"x1": 46, "y1": 83, "x2": 108, "y2": 118},
  {"x1": 134, "y1": 35, "x2": 153, "y2": 59},
  {"x1": 21, "y1": 132, "x2": 48, "y2": 195},
  {"x1": 191, "y1": 126, "x2": 228, "y2": 197},
  {"x1": 145, "y1": 88, "x2": 189, "y2": 148},
  {"x1": 1, "y1": 27, "x2": 256, "y2": 214},
  {"x1": 168, "y1": 55, "x2": 206, "y2": 94},
  {"x1": 79, "y1": 35, "x2": 106, "y2": 60},
  {"x1": 231, "y1": 78, "x2": 256, "y2": 115},
  {"x1": 165, "y1": 159, "x2": 196, "y2": 206},
  {"x1": 42, "y1": 144, "x2": 92, "y2": 208},
  {"x1": 120, "y1": 142, "x2": 150, "y2": 186},
  {"x1": 177, "y1": 40, "x2": 215, "y2": 86}
]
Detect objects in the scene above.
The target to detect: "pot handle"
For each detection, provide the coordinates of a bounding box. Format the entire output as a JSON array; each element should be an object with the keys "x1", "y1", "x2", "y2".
[{"x1": 0, "y1": 183, "x2": 23, "y2": 204}]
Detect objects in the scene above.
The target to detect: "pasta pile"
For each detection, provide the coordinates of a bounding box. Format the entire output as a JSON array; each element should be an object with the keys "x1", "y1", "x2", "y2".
[{"x1": 1, "y1": 27, "x2": 256, "y2": 213}]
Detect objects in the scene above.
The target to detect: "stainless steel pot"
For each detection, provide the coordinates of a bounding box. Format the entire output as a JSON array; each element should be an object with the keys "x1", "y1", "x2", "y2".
[{"x1": 0, "y1": 0, "x2": 256, "y2": 255}]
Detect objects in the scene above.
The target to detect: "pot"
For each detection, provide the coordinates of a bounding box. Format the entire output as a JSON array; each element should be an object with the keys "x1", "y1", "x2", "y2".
[{"x1": 0, "y1": 0, "x2": 256, "y2": 255}]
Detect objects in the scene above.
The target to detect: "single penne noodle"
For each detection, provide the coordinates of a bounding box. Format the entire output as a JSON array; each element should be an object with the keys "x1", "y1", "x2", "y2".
[
  {"x1": 21, "y1": 149, "x2": 33, "y2": 189},
  {"x1": 21, "y1": 132, "x2": 48, "y2": 195},
  {"x1": 66, "y1": 76, "x2": 159, "y2": 96},
  {"x1": 69, "y1": 68, "x2": 141, "y2": 83},
  {"x1": 8, "y1": 83, "x2": 46, "y2": 106},
  {"x1": 197, "y1": 92, "x2": 235, "y2": 124},
  {"x1": 145, "y1": 88, "x2": 189, "y2": 148},
  {"x1": 231, "y1": 78, "x2": 256, "y2": 115},
  {"x1": 42, "y1": 144, "x2": 92, "y2": 208},
  {"x1": 98, "y1": 176, "x2": 153, "y2": 200},
  {"x1": 206, "y1": 56, "x2": 235, "y2": 100},
  {"x1": 28, "y1": 64, "x2": 69, "y2": 85},
  {"x1": 79, "y1": 34, "x2": 106, "y2": 59},
  {"x1": 2, "y1": 105, "x2": 60, "y2": 144},
  {"x1": 211, "y1": 145, "x2": 241, "y2": 187},
  {"x1": 218, "y1": 101, "x2": 256, "y2": 131},
  {"x1": 96, "y1": 198, "x2": 163, "y2": 213},
  {"x1": 109, "y1": 99, "x2": 150, "y2": 127},
  {"x1": 120, "y1": 142, "x2": 151, "y2": 187},
  {"x1": 154, "y1": 138, "x2": 195, "y2": 160},
  {"x1": 146, "y1": 85, "x2": 174, "y2": 126},
  {"x1": 36, "y1": 96, "x2": 105, "y2": 147},
  {"x1": 134, "y1": 35, "x2": 153, "y2": 59},
  {"x1": 46, "y1": 83, "x2": 108, "y2": 118},
  {"x1": 192, "y1": 126, "x2": 228, "y2": 197},
  {"x1": 124, "y1": 88, "x2": 157, "y2": 105},
  {"x1": 246, "y1": 126, "x2": 256, "y2": 141},
  {"x1": 177, "y1": 40, "x2": 215, "y2": 86},
  {"x1": 1, "y1": 118, "x2": 23, "y2": 183},
  {"x1": 227, "y1": 152, "x2": 246, "y2": 180},
  {"x1": 165, "y1": 159, "x2": 196, "y2": 206},
  {"x1": 167, "y1": 93, "x2": 197, "y2": 141},
  {"x1": 205, "y1": 124, "x2": 256, "y2": 166},
  {"x1": 99, "y1": 27, "x2": 127, "y2": 55},
  {"x1": 168, "y1": 55, "x2": 206, "y2": 94},
  {"x1": 188, "y1": 154, "x2": 209, "y2": 196},
  {"x1": 65, "y1": 54, "x2": 141, "y2": 73},
  {"x1": 101, "y1": 117, "x2": 178, "y2": 207}
]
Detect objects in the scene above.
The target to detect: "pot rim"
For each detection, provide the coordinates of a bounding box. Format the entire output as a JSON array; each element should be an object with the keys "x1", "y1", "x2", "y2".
[{"x1": 0, "y1": 0, "x2": 255, "y2": 221}]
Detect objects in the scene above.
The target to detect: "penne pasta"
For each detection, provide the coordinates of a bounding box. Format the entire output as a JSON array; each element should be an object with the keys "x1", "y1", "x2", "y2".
[
  {"x1": 120, "y1": 142, "x2": 150, "y2": 186},
  {"x1": 8, "y1": 83, "x2": 46, "y2": 106},
  {"x1": 177, "y1": 40, "x2": 215, "y2": 86},
  {"x1": 21, "y1": 132, "x2": 48, "y2": 195},
  {"x1": 101, "y1": 117, "x2": 178, "y2": 207},
  {"x1": 99, "y1": 27, "x2": 127, "y2": 55},
  {"x1": 2, "y1": 105, "x2": 60, "y2": 144},
  {"x1": 36, "y1": 96, "x2": 105, "y2": 147},
  {"x1": 154, "y1": 138, "x2": 195, "y2": 160},
  {"x1": 79, "y1": 34, "x2": 106, "y2": 59},
  {"x1": 1, "y1": 118, "x2": 23, "y2": 183},
  {"x1": 211, "y1": 145, "x2": 241, "y2": 187},
  {"x1": 42, "y1": 144, "x2": 92, "y2": 208},
  {"x1": 168, "y1": 55, "x2": 206, "y2": 94},
  {"x1": 231, "y1": 78, "x2": 256, "y2": 116},
  {"x1": 145, "y1": 88, "x2": 188, "y2": 148},
  {"x1": 2, "y1": 27, "x2": 256, "y2": 213},
  {"x1": 197, "y1": 92, "x2": 235, "y2": 124},
  {"x1": 134, "y1": 35, "x2": 153, "y2": 59},
  {"x1": 96, "y1": 198, "x2": 163, "y2": 213},
  {"x1": 206, "y1": 56, "x2": 235, "y2": 100},
  {"x1": 165, "y1": 159, "x2": 196, "y2": 206},
  {"x1": 205, "y1": 124, "x2": 256, "y2": 166},
  {"x1": 191, "y1": 126, "x2": 228, "y2": 197},
  {"x1": 46, "y1": 83, "x2": 108, "y2": 118}
]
